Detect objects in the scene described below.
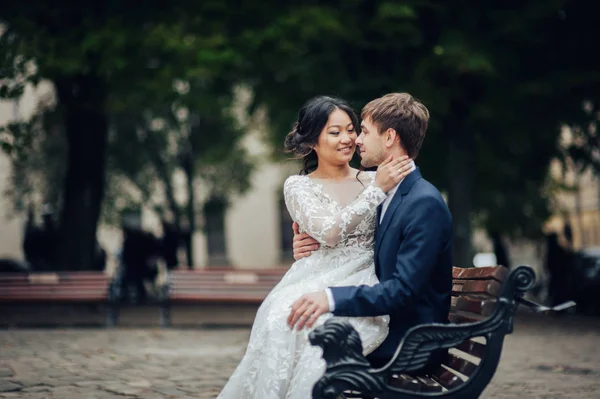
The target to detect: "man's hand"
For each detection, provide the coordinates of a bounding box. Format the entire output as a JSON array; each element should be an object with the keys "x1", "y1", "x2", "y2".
[
  {"x1": 292, "y1": 222, "x2": 320, "y2": 260},
  {"x1": 288, "y1": 291, "x2": 329, "y2": 330}
]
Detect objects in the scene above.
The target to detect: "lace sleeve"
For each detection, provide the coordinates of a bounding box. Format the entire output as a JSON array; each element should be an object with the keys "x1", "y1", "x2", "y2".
[{"x1": 283, "y1": 175, "x2": 386, "y2": 247}]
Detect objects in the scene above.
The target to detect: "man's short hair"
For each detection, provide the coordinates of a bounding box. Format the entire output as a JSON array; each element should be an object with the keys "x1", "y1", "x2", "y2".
[{"x1": 361, "y1": 93, "x2": 429, "y2": 159}]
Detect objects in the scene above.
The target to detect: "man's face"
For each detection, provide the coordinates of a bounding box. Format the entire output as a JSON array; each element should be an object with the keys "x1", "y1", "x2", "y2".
[{"x1": 356, "y1": 117, "x2": 387, "y2": 168}]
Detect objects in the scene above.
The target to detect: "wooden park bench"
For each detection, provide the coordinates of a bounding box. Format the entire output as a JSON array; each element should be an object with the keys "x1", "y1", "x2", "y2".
[
  {"x1": 308, "y1": 265, "x2": 576, "y2": 399},
  {"x1": 157, "y1": 268, "x2": 288, "y2": 327},
  {"x1": 0, "y1": 271, "x2": 119, "y2": 327}
]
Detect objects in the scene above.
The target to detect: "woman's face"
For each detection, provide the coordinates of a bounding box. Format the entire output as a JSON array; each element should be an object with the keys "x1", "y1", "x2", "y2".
[{"x1": 313, "y1": 108, "x2": 357, "y2": 167}]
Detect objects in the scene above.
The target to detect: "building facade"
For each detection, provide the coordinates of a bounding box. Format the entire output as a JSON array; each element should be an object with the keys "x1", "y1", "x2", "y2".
[{"x1": 545, "y1": 127, "x2": 600, "y2": 250}]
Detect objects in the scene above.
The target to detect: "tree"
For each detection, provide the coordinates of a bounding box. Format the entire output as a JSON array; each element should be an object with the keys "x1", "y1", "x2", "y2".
[
  {"x1": 3, "y1": 87, "x2": 255, "y2": 270},
  {"x1": 235, "y1": 0, "x2": 600, "y2": 267},
  {"x1": 107, "y1": 88, "x2": 255, "y2": 267},
  {"x1": 552, "y1": 0, "x2": 600, "y2": 179},
  {"x1": 0, "y1": 2, "x2": 245, "y2": 269},
  {"x1": 3, "y1": 1, "x2": 598, "y2": 271}
]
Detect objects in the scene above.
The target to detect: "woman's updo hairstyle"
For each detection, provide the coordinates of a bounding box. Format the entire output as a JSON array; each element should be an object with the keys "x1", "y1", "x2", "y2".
[{"x1": 284, "y1": 96, "x2": 359, "y2": 175}]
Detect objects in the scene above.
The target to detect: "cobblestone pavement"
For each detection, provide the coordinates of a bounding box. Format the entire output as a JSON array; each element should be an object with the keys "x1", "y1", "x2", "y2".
[{"x1": 1, "y1": 313, "x2": 599, "y2": 399}]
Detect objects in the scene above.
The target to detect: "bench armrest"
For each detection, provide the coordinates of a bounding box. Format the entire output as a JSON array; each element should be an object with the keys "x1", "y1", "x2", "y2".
[{"x1": 516, "y1": 297, "x2": 576, "y2": 313}]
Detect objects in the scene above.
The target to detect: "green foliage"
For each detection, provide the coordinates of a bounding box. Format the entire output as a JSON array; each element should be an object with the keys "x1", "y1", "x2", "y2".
[
  {"x1": 0, "y1": 1, "x2": 256, "y2": 251},
  {"x1": 1, "y1": 97, "x2": 67, "y2": 215},
  {"x1": 105, "y1": 91, "x2": 255, "y2": 227},
  {"x1": 564, "y1": 101, "x2": 600, "y2": 176},
  {"x1": 236, "y1": 0, "x2": 599, "y2": 243},
  {"x1": 1, "y1": 0, "x2": 598, "y2": 269}
]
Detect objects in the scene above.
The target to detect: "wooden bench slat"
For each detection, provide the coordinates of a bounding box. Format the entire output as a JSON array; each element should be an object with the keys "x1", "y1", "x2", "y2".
[
  {"x1": 452, "y1": 266, "x2": 508, "y2": 282},
  {"x1": 0, "y1": 294, "x2": 108, "y2": 298},
  {"x1": 170, "y1": 292, "x2": 267, "y2": 297},
  {"x1": 0, "y1": 295, "x2": 108, "y2": 301},
  {"x1": 171, "y1": 272, "x2": 285, "y2": 276},
  {"x1": 1, "y1": 286, "x2": 107, "y2": 292},
  {"x1": 168, "y1": 297, "x2": 266, "y2": 303},
  {"x1": 454, "y1": 339, "x2": 486, "y2": 358},
  {"x1": 0, "y1": 293, "x2": 107, "y2": 297},
  {"x1": 452, "y1": 280, "x2": 501, "y2": 297},
  {"x1": 170, "y1": 287, "x2": 271, "y2": 294},
  {"x1": 171, "y1": 294, "x2": 269, "y2": 299},
  {"x1": 448, "y1": 311, "x2": 485, "y2": 324},
  {"x1": 171, "y1": 282, "x2": 269, "y2": 287},
  {"x1": 171, "y1": 290, "x2": 272, "y2": 295},
  {"x1": 416, "y1": 376, "x2": 444, "y2": 392},
  {"x1": 169, "y1": 268, "x2": 287, "y2": 273},
  {"x1": 171, "y1": 281, "x2": 281, "y2": 286},
  {"x1": 451, "y1": 296, "x2": 496, "y2": 316},
  {"x1": 0, "y1": 287, "x2": 108, "y2": 293},
  {"x1": 0, "y1": 290, "x2": 108, "y2": 296},
  {"x1": 171, "y1": 283, "x2": 276, "y2": 289},
  {"x1": 169, "y1": 271, "x2": 287, "y2": 279},
  {"x1": 0, "y1": 277, "x2": 109, "y2": 283},
  {"x1": 0, "y1": 281, "x2": 108, "y2": 287},
  {"x1": 170, "y1": 273, "x2": 282, "y2": 278},
  {"x1": 441, "y1": 352, "x2": 478, "y2": 377},
  {"x1": 430, "y1": 366, "x2": 463, "y2": 390},
  {"x1": 170, "y1": 292, "x2": 268, "y2": 297},
  {"x1": 0, "y1": 288, "x2": 107, "y2": 292},
  {"x1": 389, "y1": 374, "x2": 423, "y2": 391}
]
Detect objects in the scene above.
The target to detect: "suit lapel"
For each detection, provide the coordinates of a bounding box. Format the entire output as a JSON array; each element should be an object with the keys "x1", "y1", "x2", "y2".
[{"x1": 374, "y1": 168, "x2": 422, "y2": 257}]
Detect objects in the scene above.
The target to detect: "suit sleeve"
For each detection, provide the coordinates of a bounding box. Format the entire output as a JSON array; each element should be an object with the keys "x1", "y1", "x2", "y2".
[{"x1": 329, "y1": 195, "x2": 451, "y2": 316}]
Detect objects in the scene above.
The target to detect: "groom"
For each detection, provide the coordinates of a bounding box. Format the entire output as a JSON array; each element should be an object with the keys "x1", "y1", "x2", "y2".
[{"x1": 287, "y1": 92, "x2": 453, "y2": 368}]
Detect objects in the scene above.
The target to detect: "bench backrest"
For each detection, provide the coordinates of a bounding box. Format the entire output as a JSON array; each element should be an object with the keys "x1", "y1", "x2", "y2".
[
  {"x1": 0, "y1": 272, "x2": 110, "y2": 302},
  {"x1": 450, "y1": 266, "x2": 509, "y2": 322},
  {"x1": 430, "y1": 266, "x2": 509, "y2": 389},
  {"x1": 388, "y1": 265, "x2": 512, "y2": 393},
  {"x1": 165, "y1": 268, "x2": 288, "y2": 303}
]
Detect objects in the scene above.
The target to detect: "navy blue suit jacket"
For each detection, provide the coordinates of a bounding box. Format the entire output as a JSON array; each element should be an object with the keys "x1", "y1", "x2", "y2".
[{"x1": 329, "y1": 168, "x2": 453, "y2": 364}]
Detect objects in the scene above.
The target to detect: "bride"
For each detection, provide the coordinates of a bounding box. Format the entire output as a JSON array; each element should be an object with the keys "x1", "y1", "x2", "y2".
[{"x1": 217, "y1": 96, "x2": 413, "y2": 399}]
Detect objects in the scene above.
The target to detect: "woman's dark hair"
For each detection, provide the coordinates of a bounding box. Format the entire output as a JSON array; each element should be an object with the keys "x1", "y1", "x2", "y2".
[{"x1": 284, "y1": 96, "x2": 359, "y2": 175}]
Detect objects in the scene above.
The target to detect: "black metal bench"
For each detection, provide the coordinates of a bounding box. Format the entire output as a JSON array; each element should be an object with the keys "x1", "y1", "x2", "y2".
[{"x1": 308, "y1": 265, "x2": 575, "y2": 399}]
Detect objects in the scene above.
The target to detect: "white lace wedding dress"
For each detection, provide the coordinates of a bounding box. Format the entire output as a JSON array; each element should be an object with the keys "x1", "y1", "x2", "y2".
[{"x1": 217, "y1": 171, "x2": 389, "y2": 399}]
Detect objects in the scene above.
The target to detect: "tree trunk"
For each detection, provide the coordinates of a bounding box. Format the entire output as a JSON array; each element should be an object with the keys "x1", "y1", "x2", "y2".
[
  {"x1": 184, "y1": 158, "x2": 195, "y2": 270},
  {"x1": 56, "y1": 74, "x2": 108, "y2": 270},
  {"x1": 574, "y1": 173, "x2": 585, "y2": 248},
  {"x1": 179, "y1": 134, "x2": 196, "y2": 270},
  {"x1": 446, "y1": 105, "x2": 475, "y2": 269},
  {"x1": 149, "y1": 147, "x2": 181, "y2": 227}
]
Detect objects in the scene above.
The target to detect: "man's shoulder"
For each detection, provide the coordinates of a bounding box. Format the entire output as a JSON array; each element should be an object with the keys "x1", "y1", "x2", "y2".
[
  {"x1": 409, "y1": 178, "x2": 446, "y2": 205},
  {"x1": 402, "y1": 179, "x2": 452, "y2": 228}
]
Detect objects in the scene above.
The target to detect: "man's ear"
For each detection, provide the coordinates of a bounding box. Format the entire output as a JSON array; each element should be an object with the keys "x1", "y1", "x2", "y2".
[{"x1": 384, "y1": 128, "x2": 397, "y2": 148}]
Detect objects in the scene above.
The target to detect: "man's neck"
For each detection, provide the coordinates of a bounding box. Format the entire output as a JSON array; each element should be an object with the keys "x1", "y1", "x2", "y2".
[{"x1": 388, "y1": 148, "x2": 408, "y2": 160}]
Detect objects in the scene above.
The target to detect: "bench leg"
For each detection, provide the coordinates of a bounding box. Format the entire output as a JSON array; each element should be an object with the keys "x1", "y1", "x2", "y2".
[
  {"x1": 106, "y1": 301, "x2": 119, "y2": 328},
  {"x1": 160, "y1": 302, "x2": 171, "y2": 328}
]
